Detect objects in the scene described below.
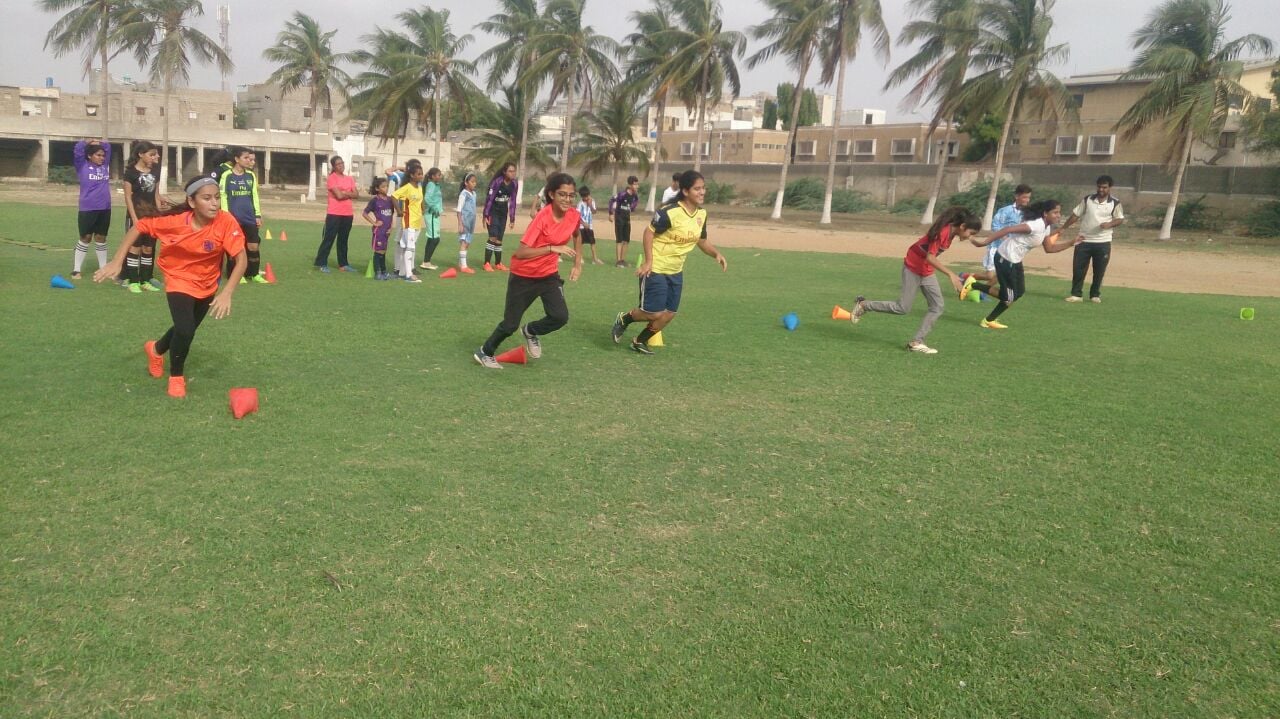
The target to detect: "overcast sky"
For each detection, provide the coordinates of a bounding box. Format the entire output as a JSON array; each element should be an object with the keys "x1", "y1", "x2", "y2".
[{"x1": 4, "y1": 0, "x2": 1278, "y2": 122}]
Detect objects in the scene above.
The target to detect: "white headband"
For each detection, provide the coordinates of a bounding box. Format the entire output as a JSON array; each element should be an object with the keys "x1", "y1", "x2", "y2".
[{"x1": 186, "y1": 176, "x2": 218, "y2": 196}]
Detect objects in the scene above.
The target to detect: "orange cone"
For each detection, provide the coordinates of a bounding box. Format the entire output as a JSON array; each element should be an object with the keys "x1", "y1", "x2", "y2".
[
  {"x1": 832, "y1": 305, "x2": 852, "y2": 321},
  {"x1": 229, "y1": 387, "x2": 259, "y2": 419},
  {"x1": 439, "y1": 267, "x2": 457, "y2": 278},
  {"x1": 263, "y1": 263, "x2": 277, "y2": 283},
  {"x1": 494, "y1": 345, "x2": 527, "y2": 365},
  {"x1": 279, "y1": 230, "x2": 288, "y2": 242}
]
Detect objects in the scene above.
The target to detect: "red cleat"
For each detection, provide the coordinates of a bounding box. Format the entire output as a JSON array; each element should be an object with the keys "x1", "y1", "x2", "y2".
[
  {"x1": 483, "y1": 262, "x2": 494, "y2": 272},
  {"x1": 460, "y1": 266, "x2": 475, "y2": 274},
  {"x1": 167, "y1": 375, "x2": 186, "y2": 398},
  {"x1": 494, "y1": 263, "x2": 508, "y2": 271},
  {"x1": 144, "y1": 340, "x2": 164, "y2": 378}
]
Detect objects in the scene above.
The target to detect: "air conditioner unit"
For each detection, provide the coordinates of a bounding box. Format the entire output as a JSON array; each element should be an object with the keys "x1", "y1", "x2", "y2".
[
  {"x1": 1055, "y1": 135, "x2": 1082, "y2": 155},
  {"x1": 1087, "y1": 134, "x2": 1115, "y2": 155},
  {"x1": 680, "y1": 142, "x2": 694, "y2": 156}
]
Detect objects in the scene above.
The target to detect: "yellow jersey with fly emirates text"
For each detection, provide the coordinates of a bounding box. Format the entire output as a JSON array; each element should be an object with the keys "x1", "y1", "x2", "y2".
[{"x1": 648, "y1": 203, "x2": 708, "y2": 275}]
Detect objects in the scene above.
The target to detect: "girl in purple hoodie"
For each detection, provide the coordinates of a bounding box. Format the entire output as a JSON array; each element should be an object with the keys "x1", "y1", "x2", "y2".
[{"x1": 73, "y1": 138, "x2": 113, "y2": 279}]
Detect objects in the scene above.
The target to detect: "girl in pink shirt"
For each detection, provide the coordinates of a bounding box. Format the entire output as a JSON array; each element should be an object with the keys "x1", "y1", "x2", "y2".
[{"x1": 314, "y1": 155, "x2": 359, "y2": 272}]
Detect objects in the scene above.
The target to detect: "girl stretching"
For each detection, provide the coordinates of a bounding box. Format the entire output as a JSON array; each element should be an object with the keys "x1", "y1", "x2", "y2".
[
  {"x1": 482, "y1": 163, "x2": 518, "y2": 271},
  {"x1": 121, "y1": 140, "x2": 168, "y2": 292},
  {"x1": 456, "y1": 172, "x2": 478, "y2": 273},
  {"x1": 967, "y1": 199, "x2": 1080, "y2": 329},
  {"x1": 94, "y1": 175, "x2": 247, "y2": 398},
  {"x1": 72, "y1": 138, "x2": 112, "y2": 279},
  {"x1": 473, "y1": 173, "x2": 583, "y2": 369},
  {"x1": 848, "y1": 207, "x2": 980, "y2": 354},
  {"x1": 362, "y1": 177, "x2": 395, "y2": 280}
]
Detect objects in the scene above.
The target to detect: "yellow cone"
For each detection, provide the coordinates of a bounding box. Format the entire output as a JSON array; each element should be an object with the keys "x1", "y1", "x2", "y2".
[
  {"x1": 264, "y1": 229, "x2": 273, "y2": 240},
  {"x1": 647, "y1": 331, "x2": 664, "y2": 347}
]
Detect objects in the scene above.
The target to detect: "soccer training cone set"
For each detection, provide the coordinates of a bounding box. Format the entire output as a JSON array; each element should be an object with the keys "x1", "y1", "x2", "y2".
[
  {"x1": 647, "y1": 331, "x2": 664, "y2": 347},
  {"x1": 263, "y1": 263, "x2": 277, "y2": 283},
  {"x1": 228, "y1": 387, "x2": 259, "y2": 419},
  {"x1": 439, "y1": 267, "x2": 457, "y2": 278},
  {"x1": 50, "y1": 274, "x2": 75, "y2": 289},
  {"x1": 832, "y1": 305, "x2": 852, "y2": 321},
  {"x1": 494, "y1": 345, "x2": 527, "y2": 364},
  {"x1": 782, "y1": 312, "x2": 799, "y2": 331}
]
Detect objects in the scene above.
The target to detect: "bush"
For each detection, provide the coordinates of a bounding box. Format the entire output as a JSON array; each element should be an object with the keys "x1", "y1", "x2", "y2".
[
  {"x1": 891, "y1": 197, "x2": 929, "y2": 215},
  {"x1": 1243, "y1": 201, "x2": 1280, "y2": 237},
  {"x1": 704, "y1": 180, "x2": 736, "y2": 205},
  {"x1": 48, "y1": 165, "x2": 77, "y2": 185},
  {"x1": 945, "y1": 180, "x2": 1078, "y2": 218},
  {"x1": 1139, "y1": 195, "x2": 1223, "y2": 231},
  {"x1": 772, "y1": 176, "x2": 873, "y2": 213}
]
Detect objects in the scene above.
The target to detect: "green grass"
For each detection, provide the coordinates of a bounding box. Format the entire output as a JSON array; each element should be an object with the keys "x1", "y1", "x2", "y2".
[{"x1": 2, "y1": 202, "x2": 1278, "y2": 717}]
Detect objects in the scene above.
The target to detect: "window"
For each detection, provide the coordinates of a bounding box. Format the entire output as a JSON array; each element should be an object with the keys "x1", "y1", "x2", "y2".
[
  {"x1": 187, "y1": 111, "x2": 198, "y2": 120},
  {"x1": 946, "y1": 141, "x2": 958, "y2": 159},
  {"x1": 890, "y1": 138, "x2": 916, "y2": 156},
  {"x1": 1087, "y1": 134, "x2": 1115, "y2": 155},
  {"x1": 1011, "y1": 138, "x2": 1020, "y2": 145},
  {"x1": 1068, "y1": 93, "x2": 1084, "y2": 109},
  {"x1": 795, "y1": 140, "x2": 816, "y2": 156},
  {"x1": 135, "y1": 106, "x2": 147, "y2": 116},
  {"x1": 322, "y1": 108, "x2": 333, "y2": 119},
  {"x1": 835, "y1": 139, "x2": 851, "y2": 156},
  {"x1": 853, "y1": 139, "x2": 875, "y2": 156},
  {"x1": 418, "y1": 148, "x2": 426, "y2": 154},
  {"x1": 1055, "y1": 135, "x2": 1082, "y2": 155},
  {"x1": 159, "y1": 107, "x2": 165, "y2": 116},
  {"x1": 680, "y1": 142, "x2": 709, "y2": 157},
  {"x1": 303, "y1": 108, "x2": 312, "y2": 118},
  {"x1": 1257, "y1": 98, "x2": 1273, "y2": 113},
  {"x1": 218, "y1": 113, "x2": 227, "y2": 121},
  {"x1": 86, "y1": 105, "x2": 98, "y2": 116},
  {"x1": 1028, "y1": 137, "x2": 1047, "y2": 146},
  {"x1": 1219, "y1": 131, "x2": 1238, "y2": 149},
  {"x1": 1228, "y1": 93, "x2": 1244, "y2": 110},
  {"x1": 864, "y1": 113, "x2": 874, "y2": 125}
]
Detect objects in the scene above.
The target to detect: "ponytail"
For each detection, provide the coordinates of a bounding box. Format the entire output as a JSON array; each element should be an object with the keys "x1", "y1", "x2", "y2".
[{"x1": 926, "y1": 206, "x2": 980, "y2": 242}]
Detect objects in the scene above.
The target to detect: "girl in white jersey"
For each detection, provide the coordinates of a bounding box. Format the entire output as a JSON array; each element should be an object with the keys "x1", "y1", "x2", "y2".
[{"x1": 967, "y1": 200, "x2": 1079, "y2": 329}]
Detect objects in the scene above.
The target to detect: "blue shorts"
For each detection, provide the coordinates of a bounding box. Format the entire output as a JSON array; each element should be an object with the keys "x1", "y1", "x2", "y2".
[{"x1": 639, "y1": 272, "x2": 683, "y2": 313}]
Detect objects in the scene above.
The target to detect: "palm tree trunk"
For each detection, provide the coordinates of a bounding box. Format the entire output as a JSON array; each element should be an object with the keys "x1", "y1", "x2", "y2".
[
  {"x1": 1161, "y1": 122, "x2": 1195, "y2": 240},
  {"x1": 921, "y1": 120, "x2": 954, "y2": 225},
  {"x1": 159, "y1": 80, "x2": 171, "y2": 193},
  {"x1": 517, "y1": 98, "x2": 531, "y2": 207},
  {"x1": 307, "y1": 88, "x2": 317, "y2": 202},
  {"x1": 981, "y1": 82, "x2": 1022, "y2": 230},
  {"x1": 646, "y1": 95, "x2": 666, "y2": 212},
  {"x1": 820, "y1": 55, "x2": 849, "y2": 225},
  {"x1": 433, "y1": 86, "x2": 443, "y2": 170},
  {"x1": 772, "y1": 60, "x2": 810, "y2": 221},
  {"x1": 560, "y1": 81, "x2": 575, "y2": 172},
  {"x1": 392, "y1": 136, "x2": 399, "y2": 168},
  {"x1": 99, "y1": 1, "x2": 109, "y2": 143},
  {"x1": 693, "y1": 60, "x2": 711, "y2": 172}
]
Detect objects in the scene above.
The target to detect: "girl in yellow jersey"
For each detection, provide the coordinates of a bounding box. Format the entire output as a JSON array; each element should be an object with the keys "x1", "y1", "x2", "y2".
[{"x1": 610, "y1": 170, "x2": 727, "y2": 354}]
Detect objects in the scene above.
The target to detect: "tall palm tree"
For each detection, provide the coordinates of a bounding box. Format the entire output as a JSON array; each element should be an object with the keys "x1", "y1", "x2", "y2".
[
  {"x1": 262, "y1": 13, "x2": 349, "y2": 201},
  {"x1": 116, "y1": 0, "x2": 232, "y2": 192},
  {"x1": 625, "y1": 0, "x2": 691, "y2": 211},
  {"x1": 884, "y1": 0, "x2": 979, "y2": 224},
  {"x1": 576, "y1": 85, "x2": 653, "y2": 194},
  {"x1": 1116, "y1": 0, "x2": 1272, "y2": 239},
  {"x1": 652, "y1": 0, "x2": 745, "y2": 172},
  {"x1": 466, "y1": 86, "x2": 557, "y2": 177},
  {"x1": 953, "y1": 0, "x2": 1071, "y2": 229},
  {"x1": 41, "y1": 0, "x2": 135, "y2": 143},
  {"x1": 348, "y1": 29, "x2": 428, "y2": 168},
  {"x1": 818, "y1": 0, "x2": 890, "y2": 224},
  {"x1": 521, "y1": 0, "x2": 620, "y2": 171},
  {"x1": 395, "y1": 8, "x2": 478, "y2": 170},
  {"x1": 477, "y1": 0, "x2": 544, "y2": 207}
]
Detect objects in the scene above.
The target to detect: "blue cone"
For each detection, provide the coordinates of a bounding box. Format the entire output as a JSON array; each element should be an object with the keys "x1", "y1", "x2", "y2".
[
  {"x1": 51, "y1": 274, "x2": 75, "y2": 289},
  {"x1": 782, "y1": 312, "x2": 799, "y2": 331}
]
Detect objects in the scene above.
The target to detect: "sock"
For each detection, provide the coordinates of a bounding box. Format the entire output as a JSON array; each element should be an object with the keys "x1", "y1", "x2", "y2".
[
  {"x1": 246, "y1": 249, "x2": 261, "y2": 278},
  {"x1": 74, "y1": 241, "x2": 89, "y2": 272},
  {"x1": 459, "y1": 244, "x2": 468, "y2": 268},
  {"x1": 375, "y1": 253, "x2": 385, "y2": 275},
  {"x1": 403, "y1": 248, "x2": 415, "y2": 275},
  {"x1": 635, "y1": 325, "x2": 656, "y2": 345},
  {"x1": 985, "y1": 303, "x2": 1010, "y2": 322},
  {"x1": 126, "y1": 256, "x2": 140, "y2": 283},
  {"x1": 494, "y1": 249, "x2": 503, "y2": 265},
  {"x1": 94, "y1": 242, "x2": 108, "y2": 269},
  {"x1": 484, "y1": 247, "x2": 493, "y2": 264},
  {"x1": 140, "y1": 255, "x2": 154, "y2": 282},
  {"x1": 622, "y1": 312, "x2": 638, "y2": 326},
  {"x1": 424, "y1": 237, "x2": 440, "y2": 262}
]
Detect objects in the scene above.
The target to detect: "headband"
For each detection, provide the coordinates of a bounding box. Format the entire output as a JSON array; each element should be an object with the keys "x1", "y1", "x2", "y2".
[{"x1": 186, "y1": 176, "x2": 218, "y2": 196}]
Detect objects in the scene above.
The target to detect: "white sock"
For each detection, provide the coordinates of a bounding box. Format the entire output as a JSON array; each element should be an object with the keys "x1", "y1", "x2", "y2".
[
  {"x1": 74, "y1": 241, "x2": 89, "y2": 272},
  {"x1": 459, "y1": 245, "x2": 468, "y2": 268},
  {"x1": 94, "y1": 242, "x2": 109, "y2": 268},
  {"x1": 404, "y1": 248, "x2": 415, "y2": 276}
]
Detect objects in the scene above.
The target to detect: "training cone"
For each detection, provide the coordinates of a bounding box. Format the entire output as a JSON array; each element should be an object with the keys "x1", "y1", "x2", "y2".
[
  {"x1": 782, "y1": 312, "x2": 799, "y2": 331},
  {"x1": 647, "y1": 331, "x2": 664, "y2": 347},
  {"x1": 966, "y1": 290, "x2": 982, "y2": 303},
  {"x1": 228, "y1": 387, "x2": 259, "y2": 419},
  {"x1": 832, "y1": 305, "x2": 852, "y2": 321},
  {"x1": 1241, "y1": 308, "x2": 1255, "y2": 320},
  {"x1": 50, "y1": 274, "x2": 75, "y2": 289},
  {"x1": 263, "y1": 263, "x2": 276, "y2": 284},
  {"x1": 439, "y1": 267, "x2": 457, "y2": 279},
  {"x1": 494, "y1": 345, "x2": 527, "y2": 365},
  {"x1": 279, "y1": 230, "x2": 288, "y2": 242},
  {"x1": 264, "y1": 229, "x2": 273, "y2": 241},
  {"x1": 365, "y1": 259, "x2": 375, "y2": 278}
]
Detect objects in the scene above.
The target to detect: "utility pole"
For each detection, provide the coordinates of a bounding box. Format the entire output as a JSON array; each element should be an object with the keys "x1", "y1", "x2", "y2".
[{"x1": 218, "y1": 5, "x2": 231, "y2": 94}]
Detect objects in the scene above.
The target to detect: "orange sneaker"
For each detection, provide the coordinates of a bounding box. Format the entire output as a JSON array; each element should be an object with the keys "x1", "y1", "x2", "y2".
[
  {"x1": 167, "y1": 376, "x2": 186, "y2": 398},
  {"x1": 494, "y1": 263, "x2": 508, "y2": 271},
  {"x1": 144, "y1": 340, "x2": 164, "y2": 378},
  {"x1": 460, "y1": 266, "x2": 475, "y2": 274},
  {"x1": 483, "y1": 262, "x2": 494, "y2": 272}
]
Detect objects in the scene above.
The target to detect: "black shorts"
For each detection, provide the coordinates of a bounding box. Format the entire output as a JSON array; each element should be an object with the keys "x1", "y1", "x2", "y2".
[
  {"x1": 580, "y1": 228, "x2": 596, "y2": 245},
  {"x1": 615, "y1": 214, "x2": 631, "y2": 243},
  {"x1": 994, "y1": 254, "x2": 1026, "y2": 303},
  {"x1": 488, "y1": 213, "x2": 509, "y2": 242},
  {"x1": 239, "y1": 222, "x2": 262, "y2": 244},
  {"x1": 78, "y1": 209, "x2": 111, "y2": 237}
]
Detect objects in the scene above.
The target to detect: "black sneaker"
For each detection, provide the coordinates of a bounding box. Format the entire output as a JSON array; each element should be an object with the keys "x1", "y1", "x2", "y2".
[
  {"x1": 520, "y1": 324, "x2": 542, "y2": 359},
  {"x1": 630, "y1": 340, "x2": 654, "y2": 355},
  {"x1": 611, "y1": 312, "x2": 627, "y2": 344}
]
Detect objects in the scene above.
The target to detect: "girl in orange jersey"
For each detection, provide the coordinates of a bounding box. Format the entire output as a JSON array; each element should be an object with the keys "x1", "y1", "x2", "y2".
[{"x1": 95, "y1": 174, "x2": 247, "y2": 398}]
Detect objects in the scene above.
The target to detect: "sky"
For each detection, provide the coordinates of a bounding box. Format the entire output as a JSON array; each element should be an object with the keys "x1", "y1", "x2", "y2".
[{"x1": 4, "y1": 0, "x2": 1278, "y2": 122}]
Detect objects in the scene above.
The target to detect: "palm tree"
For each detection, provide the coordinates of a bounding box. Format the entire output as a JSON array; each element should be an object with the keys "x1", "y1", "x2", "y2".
[
  {"x1": 817, "y1": 0, "x2": 890, "y2": 224},
  {"x1": 520, "y1": 0, "x2": 620, "y2": 171},
  {"x1": 576, "y1": 86, "x2": 653, "y2": 194},
  {"x1": 884, "y1": 0, "x2": 979, "y2": 224},
  {"x1": 656, "y1": 0, "x2": 746, "y2": 172},
  {"x1": 41, "y1": 0, "x2": 134, "y2": 143},
  {"x1": 952, "y1": 0, "x2": 1071, "y2": 229},
  {"x1": 261, "y1": 12, "x2": 350, "y2": 201},
  {"x1": 395, "y1": 8, "x2": 478, "y2": 170},
  {"x1": 1116, "y1": 0, "x2": 1273, "y2": 239},
  {"x1": 115, "y1": 0, "x2": 232, "y2": 192},
  {"x1": 477, "y1": 0, "x2": 545, "y2": 207},
  {"x1": 466, "y1": 85, "x2": 557, "y2": 177},
  {"x1": 625, "y1": 0, "x2": 690, "y2": 211},
  {"x1": 348, "y1": 29, "x2": 429, "y2": 168}
]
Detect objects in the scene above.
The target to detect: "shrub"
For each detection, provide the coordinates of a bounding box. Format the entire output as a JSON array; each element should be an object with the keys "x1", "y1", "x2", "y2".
[
  {"x1": 945, "y1": 180, "x2": 1078, "y2": 218},
  {"x1": 772, "y1": 176, "x2": 873, "y2": 213},
  {"x1": 704, "y1": 180, "x2": 736, "y2": 205},
  {"x1": 891, "y1": 197, "x2": 929, "y2": 215},
  {"x1": 1243, "y1": 201, "x2": 1280, "y2": 237},
  {"x1": 1140, "y1": 195, "x2": 1223, "y2": 231},
  {"x1": 48, "y1": 165, "x2": 77, "y2": 185}
]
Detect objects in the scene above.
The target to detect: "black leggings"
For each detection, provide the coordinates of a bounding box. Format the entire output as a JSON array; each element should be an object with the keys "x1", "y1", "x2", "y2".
[
  {"x1": 481, "y1": 273, "x2": 569, "y2": 356},
  {"x1": 315, "y1": 214, "x2": 354, "y2": 267},
  {"x1": 156, "y1": 292, "x2": 213, "y2": 377}
]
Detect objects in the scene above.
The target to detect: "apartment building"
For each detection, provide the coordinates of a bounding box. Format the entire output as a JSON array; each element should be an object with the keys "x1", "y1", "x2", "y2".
[{"x1": 658, "y1": 121, "x2": 968, "y2": 166}]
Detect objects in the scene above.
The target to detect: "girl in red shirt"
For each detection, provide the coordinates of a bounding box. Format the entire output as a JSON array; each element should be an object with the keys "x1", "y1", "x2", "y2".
[
  {"x1": 473, "y1": 173, "x2": 583, "y2": 369},
  {"x1": 95, "y1": 174, "x2": 248, "y2": 397}
]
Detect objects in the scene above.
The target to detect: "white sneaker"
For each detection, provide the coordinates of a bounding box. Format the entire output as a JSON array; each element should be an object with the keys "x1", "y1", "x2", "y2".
[
  {"x1": 1065, "y1": 295, "x2": 1083, "y2": 303},
  {"x1": 420, "y1": 261, "x2": 438, "y2": 270},
  {"x1": 907, "y1": 341, "x2": 938, "y2": 354},
  {"x1": 1091, "y1": 297, "x2": 1102, "y2": 304},
  {"x1": 473, "y1": 349, "x2": 502, "y2": 369},
  {"x1": 520, "y1": 324, "x2": 542, "y2": 359}
]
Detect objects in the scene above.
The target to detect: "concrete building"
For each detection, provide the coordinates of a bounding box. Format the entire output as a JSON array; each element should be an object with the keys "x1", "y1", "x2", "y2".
[
  {"x1": 658, "y1": 121, "x2": 967, "y2": 166},
  {"x1": 1006, "y1": 60, "x2": 1279, "y2": 166}
]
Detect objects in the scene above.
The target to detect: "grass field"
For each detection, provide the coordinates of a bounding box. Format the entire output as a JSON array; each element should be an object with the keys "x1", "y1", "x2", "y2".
[{"x1": 2, "y1": 201, "x2": 1278, "y2": 717}]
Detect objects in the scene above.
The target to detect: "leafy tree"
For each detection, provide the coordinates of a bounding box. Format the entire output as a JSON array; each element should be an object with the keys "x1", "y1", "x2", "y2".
[
  {"x1": 476, "y1": 0, "x2": 546, "y2": 206},
  {"x1": 348, "y1": 29, "x2": 429, "y2": 168},
  {"x1": 464, "y1": 86, "x2": 556, "y2": 178},
  {"x1": 623, "y1": 0, "x2": 691, "y2": 211},
  {"x1": 40, "y1": 0, "x2": 135, "y2": 142},
  {"x1": 394, "y1": 8, "x2": 478, "y2": 171},
  {"x1": 576, "y1": 85, "x2": 652, "y2": 195},
  {"x1": 762, "y1": 99, "x2": 779, "y2": 130},
  {"x1": 957, "y1": 111, "x2": 1003, "y2": 160}
]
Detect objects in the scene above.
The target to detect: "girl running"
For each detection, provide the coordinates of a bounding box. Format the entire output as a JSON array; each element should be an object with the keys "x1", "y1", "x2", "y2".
[
  {"x1": 456, "y1": 172, "x2": 478, "y2": 274},
  {"x1": 314, "y1": 155, "x2": 358, "y2": 273},
  {"x1": 72, "y1": 138, "x2": 113, "y2": 279},
  {"x1": 392, "y1": 161, "x2": 426, "y2": 283},
  {"x1": 121, "y1": 140, "x2": 168, "y2": 292},
  {"x1": 93, "y1": 174, "x2": 248, "y2": 398},
  {"x1": 482, "y1": 163, "x2": 518, "y2": 271},
  {"x1": 362, "y1": 177, "x2": 395, "y2": 280},
  {"x1": 847, "y1": 207, "x2": 980, "y2": 355},
  {"x1": 967, "y1": 199, "x2": 1080, "y2": 329},
  {"x1": 609, "y1": 170, "x2": 727, "y2": 355},
  {"x1": 473, "y1": 173, "x2": 584, "y2": 369}
]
